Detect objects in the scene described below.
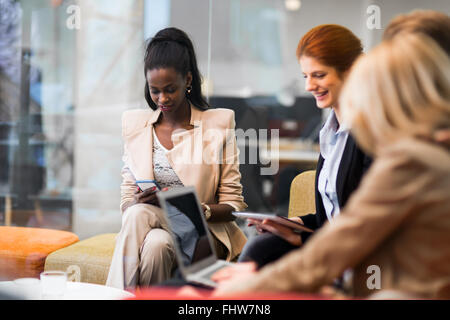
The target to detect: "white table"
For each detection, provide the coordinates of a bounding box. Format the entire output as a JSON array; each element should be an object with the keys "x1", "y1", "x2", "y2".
[
  {"x1": 258, "y1": 138, "x2": 320, "y2": 165},
  {"x1": 0, "y1": 280, "x2": 135, "y2": 300}
]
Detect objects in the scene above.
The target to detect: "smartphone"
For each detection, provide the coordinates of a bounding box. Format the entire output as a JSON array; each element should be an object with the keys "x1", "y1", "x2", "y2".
[{"x1": 136, "y1": 180, "x2": 161, "y2": 192}]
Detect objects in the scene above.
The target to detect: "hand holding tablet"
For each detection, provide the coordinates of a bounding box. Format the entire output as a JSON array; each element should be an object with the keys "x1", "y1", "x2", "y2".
[{"x1": 232, "y1": 212, "x2": 314, "y2": 233}]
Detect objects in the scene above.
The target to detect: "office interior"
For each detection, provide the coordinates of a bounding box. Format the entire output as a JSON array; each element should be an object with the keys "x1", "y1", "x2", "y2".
[{"x1": 0, "y1": 0, "x2": 449, "y2": 241}]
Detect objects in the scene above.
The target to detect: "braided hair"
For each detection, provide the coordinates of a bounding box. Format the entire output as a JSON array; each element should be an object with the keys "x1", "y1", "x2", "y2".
[{"x1": 144, "y1": 27, "x2": 209, "y2": 110}]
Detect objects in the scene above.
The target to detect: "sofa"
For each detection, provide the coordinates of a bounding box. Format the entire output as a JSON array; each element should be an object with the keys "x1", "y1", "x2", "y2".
[{"x1": 1, "y1": 170, "x2": 316, "y2": 285}]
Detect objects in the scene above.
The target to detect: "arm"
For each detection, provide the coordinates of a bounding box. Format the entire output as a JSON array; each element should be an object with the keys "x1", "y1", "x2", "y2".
[
  {"x1": 120, "y1": 165, "x2": 136, "y2": 214},
  {"x1": 216, "y1": 151, "x2": 423, "y2": 295},
  {"x1": 120, "y1": 165, "x2": 161, "y2": 213},
  {"x1": 120, "y1": 111, "x2": 161, "y2": 213},
  {"x1": 120, "y1": 112, "x2": 137, "y2": 214},
  {"x1": 204, "y1": 203, "x2": 236, "y2": 223},
  {"x1": 247, "y1": 216, "x2": 305, "y2": 246},
  {"x1": 207, "y1": 111, "x2": 247, "y2": 221}
]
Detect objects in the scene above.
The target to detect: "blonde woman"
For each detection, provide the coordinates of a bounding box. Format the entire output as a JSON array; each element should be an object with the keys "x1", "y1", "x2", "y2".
[{"x1": 213, "y1": 34, "x2": 450, "y2": 299}]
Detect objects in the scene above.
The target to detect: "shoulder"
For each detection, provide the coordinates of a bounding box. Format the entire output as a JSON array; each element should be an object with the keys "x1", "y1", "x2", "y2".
[
  {"x1": 121, "y1": 109, "x2": 155, "y2": 136},
  {"x1": 343, "y1": 139, "x2": 450, "y2": 220},
  {"x1": 363, "y1": 138, "x2": 450, "y2": 192},
  {"x1": 199, "y1": 108, "x2": 235, "y2": 129},
  {"x1": 122, "y1": 108, "x2": 154, "y2": 121},
  {"x1": 379, "y1": 138, "x2": 450, "y2": 173}
]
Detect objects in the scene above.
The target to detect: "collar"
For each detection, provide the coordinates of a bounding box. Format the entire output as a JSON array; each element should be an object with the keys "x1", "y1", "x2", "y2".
[
  {"x1": 320, "y1": 109, "x2": 350, "y2": 159},
  {"x1": 321, "y1": 109, "x2": 349, "y2": 136},
  {"x1": 147, "y1": 102, "x2": 203, "y2": 127}
]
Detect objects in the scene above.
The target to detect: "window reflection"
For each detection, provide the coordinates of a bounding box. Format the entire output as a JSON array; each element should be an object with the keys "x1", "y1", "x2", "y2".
[
  {"x1": 1, "y1": 0, "x2": 75, "y2": 229},
  {"x1": 0, "y1": 0, "x2": 448, "y2": 238}
]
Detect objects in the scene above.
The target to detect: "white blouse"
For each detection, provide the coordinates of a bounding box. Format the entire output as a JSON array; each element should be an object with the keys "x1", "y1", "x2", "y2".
[
  {"x1": 152, "y1": 128, "x2": 198, "y2": 262},
  {"x1": 317, "y1": 110, "x2": 349, "y2": 222},
  {"x1": 152, "y1": 128, "x2": 184, "y2": 190}
]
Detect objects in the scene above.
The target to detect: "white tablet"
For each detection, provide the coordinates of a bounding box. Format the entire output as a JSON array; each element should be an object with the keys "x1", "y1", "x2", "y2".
[{"x1": 233, "y1": 212, "x2": 314, "y2": 233}]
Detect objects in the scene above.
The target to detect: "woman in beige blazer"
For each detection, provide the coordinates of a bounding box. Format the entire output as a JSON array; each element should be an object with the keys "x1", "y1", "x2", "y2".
[
  {"x1": 213, "y1": 34, "x2": 450, "y2": 299},
  {"x1": 106, "y1": 28, "x2": 247, "y2": 290}
]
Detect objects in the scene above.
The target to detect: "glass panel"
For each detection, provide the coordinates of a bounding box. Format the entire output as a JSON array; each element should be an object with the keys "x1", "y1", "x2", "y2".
[
  {"x1": 0, "y1": 0, "x2": 448, "y2": 237},
  {"x1": 1, "y1": 0, "x2": 76, "y2": 229}
]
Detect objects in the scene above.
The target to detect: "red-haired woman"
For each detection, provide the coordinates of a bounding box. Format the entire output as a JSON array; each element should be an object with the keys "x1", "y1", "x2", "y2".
[{"x1": 233, "y1": 25, "x2": 372, "y2": 282}]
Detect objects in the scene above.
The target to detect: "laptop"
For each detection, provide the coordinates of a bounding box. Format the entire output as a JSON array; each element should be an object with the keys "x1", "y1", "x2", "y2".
[{"x1": 157, "y1": 186, "x2": 233, "y2": 288}]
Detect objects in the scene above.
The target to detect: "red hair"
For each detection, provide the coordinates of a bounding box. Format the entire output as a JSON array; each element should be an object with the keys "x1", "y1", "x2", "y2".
[{"x1": 296, "y1": 24, "x2": 363, "y2": 74}]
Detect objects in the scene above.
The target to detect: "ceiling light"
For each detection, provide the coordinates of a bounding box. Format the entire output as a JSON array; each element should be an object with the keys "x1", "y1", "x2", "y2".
[{"x1": 285, "y1": 0, "x2": 301, "y2": 11}]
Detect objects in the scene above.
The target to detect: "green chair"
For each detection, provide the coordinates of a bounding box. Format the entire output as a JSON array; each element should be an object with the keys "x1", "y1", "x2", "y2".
[
  {"x1": 44, "y1": 233, "x2": 116, "y2": 285},
  {"x1": 288, "y1": 170, "x2": 316, "y2": 218}
]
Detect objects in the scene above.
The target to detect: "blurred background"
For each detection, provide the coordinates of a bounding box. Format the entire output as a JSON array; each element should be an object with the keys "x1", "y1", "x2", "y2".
[{"x1": 1, "y1": 0, "x2": 449, "y2": 239}]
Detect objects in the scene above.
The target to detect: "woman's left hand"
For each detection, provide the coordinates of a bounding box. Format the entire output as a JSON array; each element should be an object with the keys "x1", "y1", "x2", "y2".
[
  {"x1": 213, "y1": 273, "x2": 254, "y2": 297},
  {"x1": 210, "y1": 262, "x2": 257, "y2": 297},
  {"x1": 211, "y1": 262, "x2": 257, "y2": 283}
]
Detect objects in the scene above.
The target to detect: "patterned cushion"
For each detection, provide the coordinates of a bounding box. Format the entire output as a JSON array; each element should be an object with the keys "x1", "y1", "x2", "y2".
[
  {"x1": 0, "y1": 227, "x2": 79, "y2": 280},
  {"x1": 44, "y1": 233, "x2": 116, "y2": 285}
]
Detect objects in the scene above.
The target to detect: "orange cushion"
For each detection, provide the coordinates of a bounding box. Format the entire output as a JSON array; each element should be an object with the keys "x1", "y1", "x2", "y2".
[{"x1": 0, "y1": 227, "x2": 79, "y2": 280}]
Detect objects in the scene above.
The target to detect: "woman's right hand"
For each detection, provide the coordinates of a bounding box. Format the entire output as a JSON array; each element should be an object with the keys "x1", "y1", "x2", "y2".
[
  {"x1": 123, "y1": 187, "x2": 169, "y2": 213},
  {"x1": 247, "y1": 218, "x2": 267, "y2": 234},
  {"x1": 133, "y1": 186, "x2": 160, "y2": 207}
]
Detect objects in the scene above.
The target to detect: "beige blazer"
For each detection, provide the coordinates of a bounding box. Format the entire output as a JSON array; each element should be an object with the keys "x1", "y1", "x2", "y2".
[
  {"x1": 119, "y1": 104, "x2": 248, "y2": 261},
  {"x1": 230, "y1": 138, "x2": 450, "y2": 298}
]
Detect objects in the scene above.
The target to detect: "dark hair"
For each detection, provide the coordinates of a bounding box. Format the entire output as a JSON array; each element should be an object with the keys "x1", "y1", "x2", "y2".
[
  {"x1": 144, "y1": 27, "x2": 209, "y2": 110},
  {"x1": 383, "y1": 10, "x2": 450, "y2": 56},
  {"x1": 296, "y1": 24, "x2": 363, "y2": 75}
]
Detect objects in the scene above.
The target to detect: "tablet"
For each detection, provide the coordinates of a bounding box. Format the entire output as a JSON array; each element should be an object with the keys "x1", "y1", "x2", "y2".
[{"x1": 232, "y1": 212, "x2": 314, "y2": 233}]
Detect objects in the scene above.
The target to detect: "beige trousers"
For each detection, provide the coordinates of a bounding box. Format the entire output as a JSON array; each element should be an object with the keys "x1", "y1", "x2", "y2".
[{"x1": 106, "y1": 203, "x2": 175, "y2": 290}]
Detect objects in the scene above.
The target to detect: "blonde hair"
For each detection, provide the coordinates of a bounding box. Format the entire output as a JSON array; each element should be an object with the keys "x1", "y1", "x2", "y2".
[
  {"x1": 384, "y1": 10, "x2": 450, "y2": 55},
  {"x1": 340, "y1": 33, "x2": 450, "y2": 155}
]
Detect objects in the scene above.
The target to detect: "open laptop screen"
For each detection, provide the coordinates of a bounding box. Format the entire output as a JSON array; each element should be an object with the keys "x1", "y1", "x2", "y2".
[{"x1": 160, "y1": 189, "x2": 216, "y2": 268}]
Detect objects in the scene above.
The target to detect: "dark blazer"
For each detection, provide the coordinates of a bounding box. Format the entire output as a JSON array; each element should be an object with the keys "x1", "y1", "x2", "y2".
[{"x1": 300, "y1": 134, "x2": 372, "y2": 243}]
